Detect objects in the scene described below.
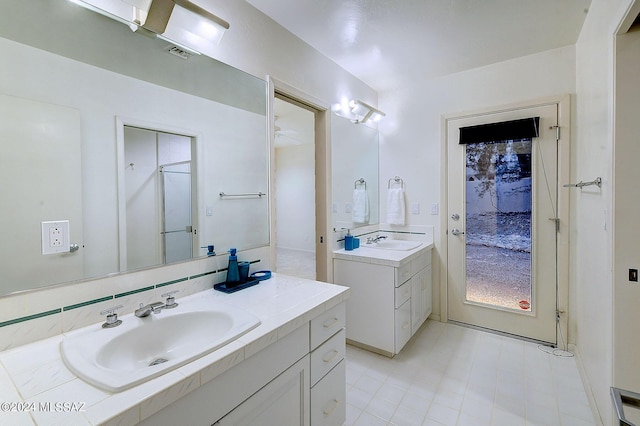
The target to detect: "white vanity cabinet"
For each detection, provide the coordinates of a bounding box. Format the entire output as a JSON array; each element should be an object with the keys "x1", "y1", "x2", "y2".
[
  {"x1": 333, "y1": 247, "x2": 432, "y2": 356},
  {"x1": 139, "y1": 302, "x2": 346, "y2": 426}
]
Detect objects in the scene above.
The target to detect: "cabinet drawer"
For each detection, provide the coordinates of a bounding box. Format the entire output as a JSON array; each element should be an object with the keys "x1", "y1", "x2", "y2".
[
  {"x1": 395, "y1": 280, "x2": 411, "y2": 308},
  {"x1": 310, "y1": 303, "x2": 346, "y2": 350},
  {"x1": 311, "y1": 329, "x2": 345, "y2": 386},
  {"x1": 394, "y1": 300, "x2": 412, "y2": 353},
  {"x1": 395, "y1": 263, "x2": 412, "y2": 287},
  {"x1": 411, "y1": 250, "x2": 431, "y2": 275},
  {"x1": 311, "y1": 360, "x2": 346, "y2": 426}
]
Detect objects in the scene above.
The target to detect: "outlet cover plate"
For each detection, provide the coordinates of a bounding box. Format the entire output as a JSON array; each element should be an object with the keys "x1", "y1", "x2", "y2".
[{"x1": 42, "y1": 220, "x2": 70, "y2": 255}]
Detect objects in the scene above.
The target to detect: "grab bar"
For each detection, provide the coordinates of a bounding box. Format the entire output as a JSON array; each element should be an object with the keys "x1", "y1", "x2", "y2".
[{"x1": 611, "y1": 387, "x2": 640, "y2": 426}]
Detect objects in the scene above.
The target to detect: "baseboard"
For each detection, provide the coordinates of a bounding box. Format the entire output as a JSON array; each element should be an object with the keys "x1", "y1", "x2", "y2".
[{"x1": 571, "y1": 343, "x2": 605, "y2": 426}]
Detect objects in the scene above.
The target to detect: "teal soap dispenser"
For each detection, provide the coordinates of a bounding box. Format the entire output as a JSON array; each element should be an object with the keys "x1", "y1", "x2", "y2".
[
  {"x1": 344, "y1": 229, "x2": 354, "y2": 251},
  {"x1": 226, "y1": 248, "x2": 240, "y2": 287}
]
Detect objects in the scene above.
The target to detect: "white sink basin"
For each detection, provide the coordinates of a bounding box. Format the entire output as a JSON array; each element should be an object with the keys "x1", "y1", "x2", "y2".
[
  {"x1": 61, "y1": 298, "x2": 260, "y2": 392},
  {"x1": 363, "y1": 240, "x2": 423, "y2": 251}
]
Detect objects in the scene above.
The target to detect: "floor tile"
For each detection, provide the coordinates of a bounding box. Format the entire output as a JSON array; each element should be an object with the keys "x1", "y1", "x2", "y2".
[{"x1": 342, "y1": 321, "x2": 597, "y2": 426}]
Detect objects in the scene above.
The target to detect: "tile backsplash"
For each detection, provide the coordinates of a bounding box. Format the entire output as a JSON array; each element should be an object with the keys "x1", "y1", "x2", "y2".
[{"x1": 0, "y1": 246, "x2": 270, "y2": 351}]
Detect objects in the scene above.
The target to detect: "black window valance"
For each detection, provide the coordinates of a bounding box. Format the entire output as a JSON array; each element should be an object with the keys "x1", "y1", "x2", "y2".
[{"x1": 459, "y1": 117, "x2": 540, "y2": 144}]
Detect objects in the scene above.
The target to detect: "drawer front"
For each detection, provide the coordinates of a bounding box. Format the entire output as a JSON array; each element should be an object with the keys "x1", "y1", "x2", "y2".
[
  {"x1": 394, "y1": 300, "x2": 412, "y2": 353},
  {"x1": 310, "y1": 303, "x2": 346, "y2": 350},
  {"x1": 395, "y1": 263, "x2": 412, "y2": 287},
  {"x1": 311, "y1": 329, "x2": 345, "y2": 386},
  {"x1": 410, "y1": 249, "x2": 431, "y2": 275},
  {"x1": 311, "y1": 360, "x2": 346, "y2": 426},
  {"x1": 394, "y1": 280, "x2": 411, "y2": 308}
]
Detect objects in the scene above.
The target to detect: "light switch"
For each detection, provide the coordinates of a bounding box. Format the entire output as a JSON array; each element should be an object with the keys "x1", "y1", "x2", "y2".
[
  {"x1": 430, "y1": 203, "x2": 439, "y2": 215},
  {"x1": 332, "y1": 203, "x2": 338, "y2": 213},
  {"x1": 345, "y1": 203, "x2": 352, "y2": 213},
  {"x1": 411, "y1": 203, "x2": 420, "y2": 214},
  {"x1": 42, "y1": 220, "x2": 70, "y2": 255}
]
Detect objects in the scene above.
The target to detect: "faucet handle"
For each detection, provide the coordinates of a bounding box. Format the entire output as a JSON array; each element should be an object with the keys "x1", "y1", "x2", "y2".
[
  {"x1": 161, "y1": 290, "x2": 179, "y2": 309},
  {"x1": 100, "y1": 305, "x2": 123, "y2": 328}
]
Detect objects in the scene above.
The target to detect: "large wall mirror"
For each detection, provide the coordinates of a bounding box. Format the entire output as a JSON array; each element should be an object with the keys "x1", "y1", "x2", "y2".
[
  {"x1": 0, "y1": 0, "x2": 269, "y2": 296},
  {"x1": 331, "y1": 116, "x2": 380, "y2": 230}
]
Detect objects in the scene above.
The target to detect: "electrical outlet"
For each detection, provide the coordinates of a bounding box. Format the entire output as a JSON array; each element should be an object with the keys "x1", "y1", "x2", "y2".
[
  {"x1": 42, "y1": 220, "x2": 70, "y2": 255},
  {"x1": 431, "y1": 203, "x2": 439, "y2": 215},
  {"x1": 630, "y1": 268, "x2": 638, "y2": 282},
  {"x1": 345, "y1": 203, "x2": 352, "y2": 214},
  {"x1": 411, "y1": 203, "x2": 420, "y2": 214}
]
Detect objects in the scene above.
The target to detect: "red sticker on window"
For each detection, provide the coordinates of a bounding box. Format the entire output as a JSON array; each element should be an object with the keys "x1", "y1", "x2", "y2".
[{"x1": 519, "y1": 300, "x2": 530, "y2": 310}]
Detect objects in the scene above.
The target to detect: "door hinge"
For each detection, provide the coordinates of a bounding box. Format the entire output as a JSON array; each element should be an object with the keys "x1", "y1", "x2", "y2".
[{"x1": 549, "y1": 217, "x2": 560, "y2": 232}]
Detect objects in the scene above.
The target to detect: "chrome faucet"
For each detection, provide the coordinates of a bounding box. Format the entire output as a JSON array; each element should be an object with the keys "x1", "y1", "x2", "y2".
[
  {"x1": 366, "y1": 235, "x2": 388, "y2": 244},
  {"x1": 135, "y1": 302, "x2": 165, "y2": 318}
]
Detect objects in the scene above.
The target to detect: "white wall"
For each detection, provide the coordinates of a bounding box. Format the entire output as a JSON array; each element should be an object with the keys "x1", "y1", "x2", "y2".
[
  {"x1": 275, "y1": 144, "x2": 316, "y2": 252},
  {"x1": 203, "y1": 1, "x2": 378, "y2": 110},
  {"x1": 574, "y1": 0, "x2": 635, "y2": 422},
  {"x1": 378, "y1": 45, "x2": 576, "y2": 321}
]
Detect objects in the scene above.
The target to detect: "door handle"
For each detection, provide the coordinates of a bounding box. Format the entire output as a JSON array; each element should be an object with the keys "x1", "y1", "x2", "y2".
[{"x1": 451, "y1": 228, "x2": 465, "y2": 236}]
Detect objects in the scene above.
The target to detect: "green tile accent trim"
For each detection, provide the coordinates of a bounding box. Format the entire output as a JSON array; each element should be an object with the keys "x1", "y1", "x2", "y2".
[
  {"x1": 63, "y1": 296, "x2": 114, "y2": 311},
  {"x1": 156, "y1": 277, "x2": 188, "y2": 288},
  {"x1": 115, "y1": 285, "x2": 155, "y2": 299},
  {"x1": 189, "y1": 270, "x2": 217, "y2": 280},
  {"x1": 0, "y1": 309, "x2": 62, "y2": 328},
  {"x1": 249, "y1": 259, "x2": 261, "y2": 264}
]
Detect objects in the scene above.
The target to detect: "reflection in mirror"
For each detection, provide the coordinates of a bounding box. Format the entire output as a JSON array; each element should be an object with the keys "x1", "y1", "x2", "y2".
[
  {"x1": 0, "y1": 0, "x2": 268, "y2": 296},
  {"x1": 123, "y1": 127, "x2": 196, "y2": 271},
  {"x1": 331, "y1": 116, "x2": 380, "y2": 230}
]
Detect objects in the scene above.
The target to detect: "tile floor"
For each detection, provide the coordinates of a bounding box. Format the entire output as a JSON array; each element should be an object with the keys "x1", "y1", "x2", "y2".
[
  {"x1": 276, "y1": 247, "x2": 316, "y2": 280},
  {"x1": 276, "y1": 245, "x2": 597, "y2": 425},
  {"x1": 344, "y1": 320, "x2": 597, "y2": 426}
]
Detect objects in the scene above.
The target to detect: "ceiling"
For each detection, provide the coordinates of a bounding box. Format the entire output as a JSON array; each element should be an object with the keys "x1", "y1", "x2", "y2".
[{"x1": 247, "y1": 0, "x2": 591, "y2": 92}]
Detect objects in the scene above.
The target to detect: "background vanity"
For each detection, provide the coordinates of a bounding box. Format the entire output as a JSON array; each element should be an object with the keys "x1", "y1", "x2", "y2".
[{"x1": 332, "y1": 230, "x2": 434, "y2": 357}]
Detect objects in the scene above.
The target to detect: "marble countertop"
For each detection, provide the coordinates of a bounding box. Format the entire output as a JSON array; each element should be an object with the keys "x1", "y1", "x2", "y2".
[
  {"x1": 333, "y1": 241, "x2": 433, "y2": 267},
  {"x1": 0, "y1": 274, "x2": 349, "y2": 426}
]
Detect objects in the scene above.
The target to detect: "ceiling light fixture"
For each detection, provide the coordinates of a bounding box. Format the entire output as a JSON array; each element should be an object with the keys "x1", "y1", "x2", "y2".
[
  {"x1": 333, "y1": 99, "x2": 385, "y2": 124},
  {"x1": 68, "y1": 0, "x2": 229, "y2": 53}
]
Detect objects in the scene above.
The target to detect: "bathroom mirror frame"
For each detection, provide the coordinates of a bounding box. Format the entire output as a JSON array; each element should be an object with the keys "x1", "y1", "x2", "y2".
[{"x1": 0, "y1": 0, "x2": 270, "y2": 297}]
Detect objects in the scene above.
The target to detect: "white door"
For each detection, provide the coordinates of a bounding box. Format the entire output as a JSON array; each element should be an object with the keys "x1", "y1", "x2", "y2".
[
  {"x1": 447, "y1": 104, "x2": 559, "y2": 344},
  {"x1": 0, "y1": 94, "x2": 84, "y2": 292}
]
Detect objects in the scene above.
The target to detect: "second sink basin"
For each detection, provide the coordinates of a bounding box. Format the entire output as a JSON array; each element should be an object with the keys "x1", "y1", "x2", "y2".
[
  {"x1": 61, "y1": 297, "x2": 261, "y2": 392},
  {"x1": 364, "y1": 240, "x2": 423, "y2": 250}
]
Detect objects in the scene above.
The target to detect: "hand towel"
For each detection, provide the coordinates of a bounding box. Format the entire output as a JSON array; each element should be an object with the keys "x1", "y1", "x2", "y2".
[
  {"x1": 352, "y1": 188, "x2": 369, "y2": 223},
  {"x1": 386, "y1": 187, "x2": 405, "y2": 225}
]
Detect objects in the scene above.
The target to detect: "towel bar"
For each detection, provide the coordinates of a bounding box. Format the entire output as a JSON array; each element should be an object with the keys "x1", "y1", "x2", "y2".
[
  {"x1": 354, "y1": 178, "x2": 366, "y2": 189},
  {"x1": 219, "y1": 192, "x2": 266, "y2": 198},
  {"x1": 388, "y1": 176, "x2": 404, "y2": 189}
]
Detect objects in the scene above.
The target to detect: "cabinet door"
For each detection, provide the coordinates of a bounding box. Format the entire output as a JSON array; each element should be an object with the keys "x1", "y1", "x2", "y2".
[
  {"x1": 411, "y1": 266, "x2": 432, "y2": 332},
  {"x1": 215, "y1": 356, "x2": 310, "y2": 426},
  {"x1": 395, "y1": 300, "x2": 412, "y2": 353}
]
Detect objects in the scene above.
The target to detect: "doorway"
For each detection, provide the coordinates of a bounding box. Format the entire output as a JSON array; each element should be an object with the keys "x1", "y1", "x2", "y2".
[
  {"x1": 273, "y1": 95, "x2": 316, "y2": 279},
  {"x1": 445, "y1": 100, "x2": 569, "y2": 344},
  {"x1": 122, "y1": 126, "x2": 196, "y2": 271}
]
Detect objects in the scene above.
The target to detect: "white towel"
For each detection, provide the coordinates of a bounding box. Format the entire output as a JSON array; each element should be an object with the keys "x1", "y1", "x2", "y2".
[
  {"x1": 352, "y1": 188, "x2": 369, "y2": 224},
  {"x1": 386, "y1": 187, "x2": 405, "y2": 225}
]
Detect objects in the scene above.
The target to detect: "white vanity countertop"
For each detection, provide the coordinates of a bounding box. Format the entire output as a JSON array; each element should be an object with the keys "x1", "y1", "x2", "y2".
[
  {"x1": 0, "y1": 274, "x2": 349, "y2": 426},
  {"x1": 333, "y1": 241, "x2": 433, "y2": 267}
]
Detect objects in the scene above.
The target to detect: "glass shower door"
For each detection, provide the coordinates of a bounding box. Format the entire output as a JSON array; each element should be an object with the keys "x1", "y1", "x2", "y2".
[{"x1": 161, "y1": 161, "x2": 193, "y2": 264}]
